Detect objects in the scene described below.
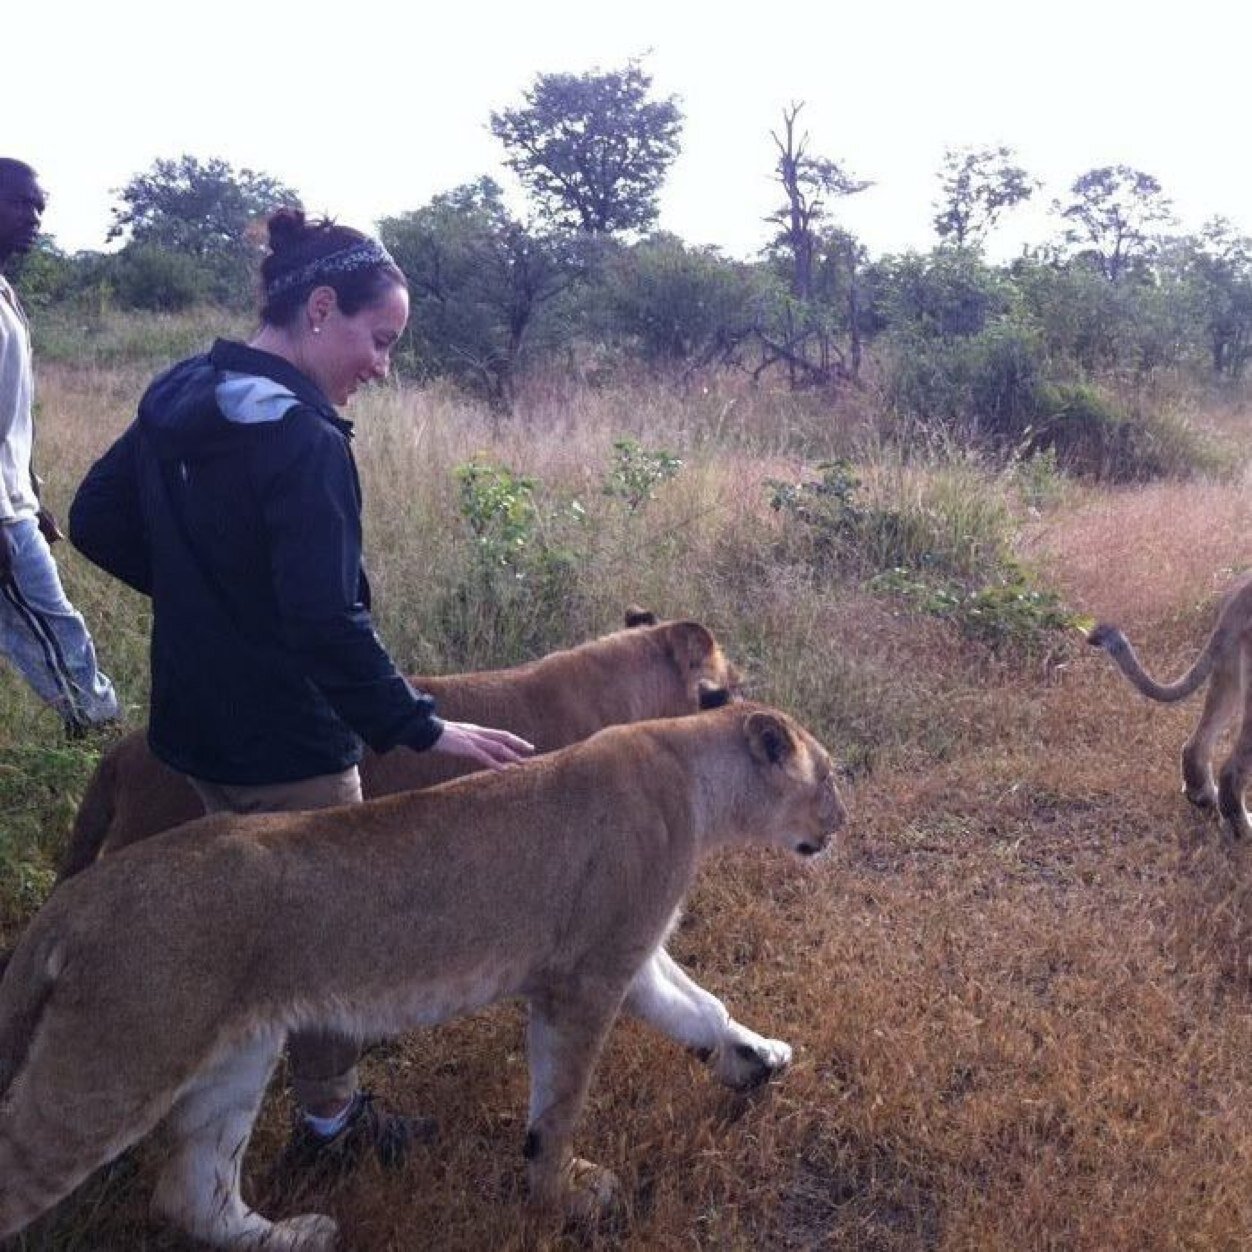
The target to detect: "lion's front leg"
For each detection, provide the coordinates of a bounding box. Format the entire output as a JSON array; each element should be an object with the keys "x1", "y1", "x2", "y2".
[
  {"x1": 623, "y1": 947, "x2": 792, "y2": 1090},
  {"x1": 524, "y1": 981, "x2": 625, "y2": 1220}
]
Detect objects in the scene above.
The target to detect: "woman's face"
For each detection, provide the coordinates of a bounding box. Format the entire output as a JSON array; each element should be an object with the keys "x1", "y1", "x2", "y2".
[{"x1": 307, "y1": 282, "x2": 409, "y2": 406}]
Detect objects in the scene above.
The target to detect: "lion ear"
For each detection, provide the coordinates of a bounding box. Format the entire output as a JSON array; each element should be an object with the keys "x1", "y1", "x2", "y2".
[
  {"x1": 745, "y1": 711, "x2": 798, "y2": 767},
  {"x1": 664, "y1": 621, "x2": 715, "y2": 670},
  {"x1": 698, "y1": 680, "x2": 732, "y2": 710},
  {"x1": 624, "y1": 605, "x2": 659, "y2": 628}
]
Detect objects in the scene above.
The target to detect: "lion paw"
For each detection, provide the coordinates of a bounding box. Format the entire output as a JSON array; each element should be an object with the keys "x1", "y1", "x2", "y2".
[
  {"x1": 561, "y1": 1157, "x2": 620, "y2": 1221},
  {"x1": 263, "y1": 1212, "x2": 340, "y2": 1250},
  {"x1": 711, "y1": 1033, "x2": 792, "y2": 1090},
  {"x1": 1183, "y1": 784, "x2": 1218, "y2": 811}
]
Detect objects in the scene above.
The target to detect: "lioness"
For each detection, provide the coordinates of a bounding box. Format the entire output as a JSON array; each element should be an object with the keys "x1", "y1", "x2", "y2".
[
  {"x1": 46, "y1": 612, "x2": 790, "y2": 1092},
  {"x1": 60, "y1": 609, "x2": 733, "y2": 875},
  {"x1": 1089, "y1": 572, "x2": 1252, "y2": 838},
  {"x1": 0, "y1": 703, "x2": 846, "y2": 1250}
]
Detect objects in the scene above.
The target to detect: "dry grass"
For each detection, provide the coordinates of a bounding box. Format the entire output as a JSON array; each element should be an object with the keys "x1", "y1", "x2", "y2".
[
  {"x1": 6, "y1": 359, "x2": 1252, "y2": 1249},
  {"x1": 1025, "y1": 473, "x2": 1252, "y2": 638}
]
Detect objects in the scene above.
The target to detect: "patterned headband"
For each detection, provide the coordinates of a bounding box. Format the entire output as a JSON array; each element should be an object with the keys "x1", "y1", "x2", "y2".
[{"x1": 265, "y1": 239, "x2": 397, "y2": 299}]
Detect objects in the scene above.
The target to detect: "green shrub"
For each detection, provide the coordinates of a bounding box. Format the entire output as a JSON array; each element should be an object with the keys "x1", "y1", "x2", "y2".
[
  {"x1": 0, "y1": 744, "x2": 97, "y2": 923},
  {"x1": 595, "y1": 233, "x2": 768, "y2": 366},
  {"x1": 435, "y1": 458, "x2": 589, "y2": 666},
  {"x1": 1027, "y1": 382, "x2": 1228, "y2": 481},
  {"x1": 767, "y1": 458, "x2": 1014, "y2": 582},
  {"x1": 868, "y1": 565, "x2": 1086, "y2": 657},
  {"x1": 604, "y1": 437, "x2": 683, "y2": 510},
  {"x1": 30, "y1": 304, "x2": 245, "y2": 369},
  {"x1": 884, "y1": 325, "x2": 1225, "y2": 481},
  {"x1": 769, "y1": 458, "x2": 1083, "y2": 660},
  {"x1": 111, "y1": 245, "x2": 210, "y2": 312}
]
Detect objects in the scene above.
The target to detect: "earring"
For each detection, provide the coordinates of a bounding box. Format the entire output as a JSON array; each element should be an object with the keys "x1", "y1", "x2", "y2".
[{"x1": 312, "y1": 325, "x2": 322, "y2": 335}]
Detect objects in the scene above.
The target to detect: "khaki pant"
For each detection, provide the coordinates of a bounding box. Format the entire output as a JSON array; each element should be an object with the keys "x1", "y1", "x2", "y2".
[{"x1": 188, "y1": 766, "x2": 364, "y2": 1111}]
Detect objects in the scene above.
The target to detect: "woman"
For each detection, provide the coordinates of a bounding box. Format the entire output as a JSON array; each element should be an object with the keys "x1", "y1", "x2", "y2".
[{"x1": 69, "y1": 208, "x2": 533, "y2": 1180}]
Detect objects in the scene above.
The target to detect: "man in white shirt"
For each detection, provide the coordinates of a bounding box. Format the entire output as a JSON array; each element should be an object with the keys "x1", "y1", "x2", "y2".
[{"x1": 0, "y1": 158, "x2": 117, "y2": 735}]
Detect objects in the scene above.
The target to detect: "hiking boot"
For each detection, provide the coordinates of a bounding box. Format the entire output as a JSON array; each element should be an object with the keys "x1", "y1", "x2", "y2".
[
  {"x1": 64, "y1": 717, "x2": 123, "y2": 746},
  {"x1": 271, "y1": 1091, "x2": 437, "y2": 1186}
]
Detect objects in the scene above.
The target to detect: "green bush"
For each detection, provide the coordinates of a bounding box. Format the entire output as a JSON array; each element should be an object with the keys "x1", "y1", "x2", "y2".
[
  {"x1": 883, "y1": 323, "x2": 1223, "y2": 481},
  {"x1": 767, "y1": 458, "x2": 1014, "y2": 582},
  {"x1": 769, "y1": 458, "x2": 1082, "y2": 659},
  {"x1": 868, "y1": 565, "x2": 1086, "y2": 657},
  {"x1": 863, "y1": 248, "x2": 1013, "y2": 339},
  {"x1": 29, "y1": 304, "x2": 244, "y2": 369},
  {"x1": 603, "y1": 437, "x2": 683, "y2": 510},
  {"x1": 595, "y1": 233, "x2": 767, "y2": 366},
  {"x1": 110, "y1": 244, "x2": 209, "y2": 312},
  {"x1": 0, "y1": 744, "x2": 97, "y2": 922},
  {"x1": 435, "y1": 458, "x2": 589, "y2": 666},
  {"x1": 1025, "y1": 382, "x2": 1228, "y2": 481}
]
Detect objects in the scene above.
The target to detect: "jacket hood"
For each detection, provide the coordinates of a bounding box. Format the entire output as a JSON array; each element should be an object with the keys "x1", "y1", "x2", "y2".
[{"x1": 137, "y1": 339, "x2": 350, "y2": 461}]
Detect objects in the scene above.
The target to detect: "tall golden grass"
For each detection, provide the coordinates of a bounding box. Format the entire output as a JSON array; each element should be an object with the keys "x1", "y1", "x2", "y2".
[{"x1": 5, "y1": 332, "x2": 1252, "y2": 1249}]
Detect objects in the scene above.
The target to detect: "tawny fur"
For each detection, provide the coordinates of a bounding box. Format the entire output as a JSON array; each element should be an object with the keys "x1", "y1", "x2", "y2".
[
  {"x1": 1089, "y1": 572, "x2": 1252, "y2": 837},
  {"x1": 59, "y1": 612, "x2": 739, "y2": 877},
  {"x1": 8, "y1": 615, "x2": 795, "y2": 1096},
  {"x1": 0, "y1": 704, "x2": 846, "y2": 1250}
]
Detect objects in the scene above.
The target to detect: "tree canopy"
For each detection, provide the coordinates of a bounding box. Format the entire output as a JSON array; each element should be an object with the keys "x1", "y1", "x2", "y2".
[
  {"x1": 1055, "y1": 165, "x2": 1174, "y2": 282},
  {"x1": 108, "y1": 154, "x2": 299, "y2": 259},
  {"x1": 489, "y1": 61, "x2": 682, "y2": 236},
  {"x1": 932, "y1": 146, "x2": 1035, "y2": 249}
]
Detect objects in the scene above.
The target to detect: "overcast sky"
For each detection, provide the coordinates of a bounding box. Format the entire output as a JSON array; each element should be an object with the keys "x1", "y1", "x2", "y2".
[{"x1": 10, "y1": 0, "x2": 1250, "y2": 262}]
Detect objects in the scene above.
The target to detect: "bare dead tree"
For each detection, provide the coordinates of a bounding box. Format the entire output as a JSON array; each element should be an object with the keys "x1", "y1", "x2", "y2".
[{"x1": 764, "y1": 103, "x2": 871, "y2": 389}]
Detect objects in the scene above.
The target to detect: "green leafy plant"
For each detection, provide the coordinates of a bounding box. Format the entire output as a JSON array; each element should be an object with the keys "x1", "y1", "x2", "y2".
[
  {"x1": 770, "y1": 459, "x2": 1082, "y2": 658},
  {"x1": 0, "y1": 744, "x2": 98, "y2": 923},
  {"x1": 455, "y1": 459, "x2": 541, "y2": 574},
  {"x1": 603, "y1": 438, "x2": 683, "y2": 511},
  {"x1": 440, "y1": 457, "x2": 589, "y2": 666},
  {"x1": 768, "y1": 458, "x2": 1012, "y2": 580},
  {"x1": 869, "y1": 564, "x2": 1087, "y2": 656}
]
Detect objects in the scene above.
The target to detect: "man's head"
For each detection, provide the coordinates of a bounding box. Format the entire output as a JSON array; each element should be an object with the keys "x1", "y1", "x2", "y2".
[{"x1": 0, "y1": 160, "x2": 47, "y2": 264}]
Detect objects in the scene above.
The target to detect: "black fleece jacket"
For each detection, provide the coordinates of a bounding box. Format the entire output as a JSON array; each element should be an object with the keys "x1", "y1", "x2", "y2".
[{"x1": 69, "y1": 339, "x2": 443, "y2": 784}]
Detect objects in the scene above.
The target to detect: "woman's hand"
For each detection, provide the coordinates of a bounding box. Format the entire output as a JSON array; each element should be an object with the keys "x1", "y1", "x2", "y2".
[{"x1": 432, "y1": 721, "x2": 535, "y2": 770}]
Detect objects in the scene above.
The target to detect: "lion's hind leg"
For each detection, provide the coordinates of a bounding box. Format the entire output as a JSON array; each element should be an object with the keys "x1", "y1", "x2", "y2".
[
  {"x1": 623, "y1": 946, "x2": 791, "y2": 1090},
  {"x1": 0, "y1": 1016, "x2": 171, "y2": 1241},
  {"x1": 152, "y1": 1028, "x2": 335, "y2": 1250},
  {"x1": 1182, "y1": 642, "x2": 1245, "y2": 810},
  {"x1": 524, "y1": 980, "x2": 625, "y2": 1219},
  {"x1": 1216, "y1": 646, "x2": 1252, "y2": 840}
]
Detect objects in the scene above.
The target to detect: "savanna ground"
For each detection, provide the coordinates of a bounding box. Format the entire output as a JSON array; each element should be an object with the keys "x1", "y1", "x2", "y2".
[{"x1": 4, "y1": 313, "x2": 1252, "y2": 1249}]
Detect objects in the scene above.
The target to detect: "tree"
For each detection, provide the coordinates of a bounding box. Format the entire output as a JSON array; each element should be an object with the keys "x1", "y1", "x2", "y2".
[
  {"x1": 767, "y1": 102, "x2": 870, "y2": 301},
  {"x1": 932, "y1": 145, "x2": 1035, "y2": 249},
  {"x1": 1054, "y1": 165, "x2": 1174, "y2": 282},
  {"x1": 761, "y1": 103, "x2": 871, "y2": 386},
  {"x1": 1171, "y1": 219, "x2": 1252, "y2": 378},
  {"x1": 596, "y1": 233, "x2": 768, "y2": 368},
  {"x1": 865, "y1": 248, "x2": 1012, "y2": 340},
  {"x1": 108, "y1": 155, "x2": 300, "y2": 303},
  {"x1": 490, "y1": 61, "x2": 682, "y2": 236},
  {"x1": 380, "y1": 179, "x2": 581, "y2": 409},
  {"x1": 6, "y1": 237, "x2": 74, "y2": 308}
]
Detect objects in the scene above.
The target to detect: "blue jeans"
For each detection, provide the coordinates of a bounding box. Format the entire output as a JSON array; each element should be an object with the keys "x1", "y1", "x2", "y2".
[{"x1": 0, "y1": 517, "x2": 118, "y2": 730}]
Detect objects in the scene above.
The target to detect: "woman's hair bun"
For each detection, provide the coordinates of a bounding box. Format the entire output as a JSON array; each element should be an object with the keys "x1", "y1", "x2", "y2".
[{"x1": 266, "y1": 207, "x2": 309, "y2": 256}]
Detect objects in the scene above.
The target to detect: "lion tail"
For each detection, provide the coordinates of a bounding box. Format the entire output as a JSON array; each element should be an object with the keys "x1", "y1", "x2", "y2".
[
  {"x1": 0, "y1": 931, "x2": 62, "y2": 1102},
  {"x1": 55, "y1": 746, "x2": 120, "y2": 884},
  {"x1": 1087, "y1": 623, "x2": 1216, "y2": 703},
  {"x1": 0, "y1": 930, "x2": 97, "y2": 1240}
]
